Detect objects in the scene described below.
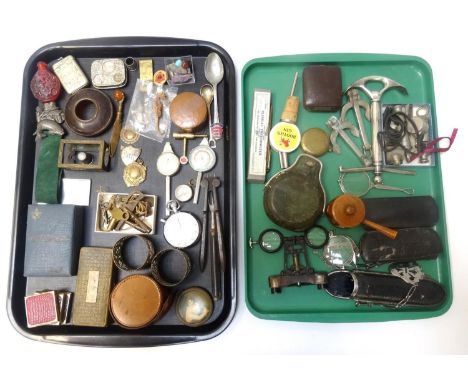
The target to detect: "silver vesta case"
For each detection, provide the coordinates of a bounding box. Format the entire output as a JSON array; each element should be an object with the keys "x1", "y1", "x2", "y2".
[{"x1": 52, "y1": 55, "x2": 89, "y2": 94}]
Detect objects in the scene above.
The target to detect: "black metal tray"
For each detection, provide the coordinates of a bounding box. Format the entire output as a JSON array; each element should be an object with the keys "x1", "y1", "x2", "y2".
[{"x1": 7, "y1": 37, "x2": 237, "y2": 346}]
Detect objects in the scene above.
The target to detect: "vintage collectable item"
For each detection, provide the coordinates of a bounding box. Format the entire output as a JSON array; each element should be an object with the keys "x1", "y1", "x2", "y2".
[
  {"x1": 52, "y1": 55, "x2": 89, "y2": 94},
  {"x1": 301, "y1": 128, "x2": 330, "y2": 157},
  {"x1": 109, "y1": 90, "x2": 126, "y2": 158},
  {"x1": 200, "y1": 84, "x2": 216, "y2": 147},
  {"x1": 23, "y1": 204, "x2": 83, "y2": 277},
  {"x1": 123, "y1": 159, "x2": 147, "y2": 187},
  {"x1": 58, "y1": 139, "x2": 109, "y2": 171},
  {"x1": 156, "y1": 142, "x2": 180, "y2": 216},
  {"x1": 64, "y1": 88, "x2": 114, "y2": 136},
  {"x1": 326, "y1": 194, "x2": 398, "y2": 239},
  {"x1": 113, "y1": 235, "x2": 155, "y2": 271},
  {"x1": 163, "y1": 201, "x2": 200, "y2": 248},
  {"x1": 91, "y1": 58, "x2": 127, "y2": 89},
  {"x1": 151, "y1": 248, "x2": 192, "y2": 287},
  {"x1": 325, "y1": 266, "x2": 446, "y2": 308},
  {"x1": 360, "y1": 227, "x2": 442, "y2": 264},
  {"x1": 322, "y1": 232, "x2": 358, "y2": 269},
  {"x1": 188, "y1": 137, "x2": 216, "y2": 203},
  {"x1": 170, "y1": 92, "x2": 208, "y2": 133},
  {"x1": 30, "y1": 61, "x2": 65, "y2": 204},
  {"x1": 139, "y1": 59, "x2": 153, "y2": 81},
  {"x1": 269, "y1": 73, "x2": 301, "y2": 169},
  {"x1": 175, "y1": 287, "x2": 213, "y2": 327},
  {"x1": 264, "y1": 154, "x2": 325, "y2": 232},
  {"x1": 302, "y1": 65, "x2": 342, "y2": 112},
  {"x1": 248, "y1": 89, "x2": 272, "y2": 182},
  {"x1": 110, "y1": 275, "x2": 168, "y2": 329},
  {"x1": 24, "y1": 291, "x2": 60, "y2": 328},
  {"x1": 174, "y1": 184, "x2": 193, "y2": 202},
  {"x1": 165, "y1": 56, "x2": 195, "y2": 85},
  {"x1": 153, "y1": 70, "x2": 168, "y2": 85},
  {"x1": 120, "y1": 145, "x2": 141, "y2": 165},
  {"x1": 71, "y1": 247, "x2": 114, "y2": 327},
  {"x1": 204, "y1": 53, "x2": 225, "y2": 142},
  {"x1": 120, "y1": 127, "x2": 140, "y2": 144},
  {"x1": 96, "y1": 191, "x2": 156, "y2": 234}
]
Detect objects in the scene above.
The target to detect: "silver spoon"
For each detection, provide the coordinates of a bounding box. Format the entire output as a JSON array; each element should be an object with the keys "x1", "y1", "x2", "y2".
[
  {"x1": 204, "y1": 53, "x2": 224, "y2": 137},
  {"x1": 200, "y1": 84, "x2": 216, "y2": 148}
]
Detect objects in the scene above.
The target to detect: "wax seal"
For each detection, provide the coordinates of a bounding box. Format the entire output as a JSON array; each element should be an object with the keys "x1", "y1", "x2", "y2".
[{"x1": 30, "y1": 61, "x2": 61, "y2": 103}]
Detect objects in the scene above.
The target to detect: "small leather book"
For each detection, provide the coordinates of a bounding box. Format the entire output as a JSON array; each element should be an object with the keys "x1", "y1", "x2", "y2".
[
  {"x1": 23, "y1": 204, "x2": 83, "y2": 277},
  {"x1": 71, "y1": 247, "x2": 114, "y2": 327}
]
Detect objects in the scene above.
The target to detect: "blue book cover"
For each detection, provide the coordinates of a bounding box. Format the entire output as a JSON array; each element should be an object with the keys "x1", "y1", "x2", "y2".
[{"x1": 23, "y1": 204, "x2": 83, "y2": 277}]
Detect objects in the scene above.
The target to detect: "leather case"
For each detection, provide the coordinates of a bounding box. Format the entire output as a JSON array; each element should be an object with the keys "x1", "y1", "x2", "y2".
[
  {"x1": 71, "y1": 247, "x2": 114, "y2": 327},
  {"x1": 325, "y1": 270, "x2": 446, "y2": 308},
  {"x1": 363, "y1": 196, "x2": 438, "y2": 228},
  {"x1": 23, "y1": 204, "x2": 83, "y2": 277},
  {"x1": 302, "y1": 65, "x2": 342, "y2": 112},
  {"x1": 360, "y1": 228, "x2": 442, "y2": 264}
]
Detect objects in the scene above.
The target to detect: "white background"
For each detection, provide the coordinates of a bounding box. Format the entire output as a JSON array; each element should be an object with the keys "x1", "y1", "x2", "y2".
[{"x1": 0, "y1": 0, "x2": 466, "y2": 379}]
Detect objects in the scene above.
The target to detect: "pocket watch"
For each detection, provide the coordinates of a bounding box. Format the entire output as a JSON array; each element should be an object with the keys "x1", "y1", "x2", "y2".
[{"x1": 163, "y1": 201, "x2": 200, "y2": 248}]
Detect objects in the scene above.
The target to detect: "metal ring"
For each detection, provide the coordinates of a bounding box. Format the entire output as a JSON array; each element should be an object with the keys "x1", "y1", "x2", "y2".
[
  {"x1": 124, "y1": 57, "x2": 137, "y2": 71},
  {"x1": 151, "y1": 248, "x2": 191, "y2": 287},
  {"x1": 112, "y1": 235, "x2": 155, "y2": 271}
]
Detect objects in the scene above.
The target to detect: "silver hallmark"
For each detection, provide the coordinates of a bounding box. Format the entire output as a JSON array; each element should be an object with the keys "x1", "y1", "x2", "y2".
[
  {"x1": 120, "y1": 145, "x2": 141, "y2": 165},
  {"x1": 52, "y1": 55, "x2": 89, "y2": 94},
  {"x1": 91, "y1": 59, "x2": 127, "y2": 89}
]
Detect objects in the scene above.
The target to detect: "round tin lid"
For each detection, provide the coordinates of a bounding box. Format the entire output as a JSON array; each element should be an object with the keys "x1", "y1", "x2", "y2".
[
  {"x1": 301, "y1": 128, "x2": 330, "y2": 157},
  {"x1": 110, "y1": 275, "x2": 164, "y2": 329}
]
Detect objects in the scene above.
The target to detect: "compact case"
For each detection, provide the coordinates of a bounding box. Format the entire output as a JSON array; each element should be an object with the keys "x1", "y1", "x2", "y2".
[{"x1": 7, "y1": 37, "x2": 237, "y2": 346}]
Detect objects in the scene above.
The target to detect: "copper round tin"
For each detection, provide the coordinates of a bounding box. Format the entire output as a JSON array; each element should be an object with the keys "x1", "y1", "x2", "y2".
[{"x1": 110, "y1": 275, "x2": 165, "y2": 329}]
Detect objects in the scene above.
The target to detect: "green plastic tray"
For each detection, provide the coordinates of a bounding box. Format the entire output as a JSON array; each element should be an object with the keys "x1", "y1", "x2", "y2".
[{"x1": 242, "y1": 53, "x2": 452, "y2": 322}]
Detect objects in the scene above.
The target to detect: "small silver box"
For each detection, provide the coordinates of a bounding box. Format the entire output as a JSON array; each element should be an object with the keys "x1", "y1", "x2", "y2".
[
  {"x1": 91, "y1": 58, "x2": 127, "y2": 89},
  {"x1": 52, "y1": 55, "x2": 89, "y2": 94}
]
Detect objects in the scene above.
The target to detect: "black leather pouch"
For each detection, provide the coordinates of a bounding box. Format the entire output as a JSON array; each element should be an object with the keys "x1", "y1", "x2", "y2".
[
  {"x1": 325, "y1": 269, "x2": 446, "y2": 308},
  {"x1": 363, "y1": 196, "x2": 438, "y2": 228},
  {"x1": 360, "y1": 228, "x2": 442, "y2": 264}
]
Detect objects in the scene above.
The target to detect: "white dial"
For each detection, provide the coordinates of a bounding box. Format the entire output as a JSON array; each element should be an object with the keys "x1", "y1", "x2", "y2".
[
  {"x1": 157, "y1": 142, "x2": 180, "y2": 176},
  {"x1": 163, "y1": 212, "x2": 200, "y2": 248}
]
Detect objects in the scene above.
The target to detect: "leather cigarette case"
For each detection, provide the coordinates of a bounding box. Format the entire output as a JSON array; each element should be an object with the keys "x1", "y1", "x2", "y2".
[
  {"x1": 360, "y1": 227, "x2": 442, "y2": 264},
  {"x1": 23, "y1": 204, "x2": 83, "y2": 277},
  {"x1": 302, "y1": 65, "x2": 342, "y2": 112},
  {"x1": 71, "y1": 247, "x2": 114, "y2": 327},
  {"x1": 363, "y1": 196, "x2": 439, "y2": 228}
]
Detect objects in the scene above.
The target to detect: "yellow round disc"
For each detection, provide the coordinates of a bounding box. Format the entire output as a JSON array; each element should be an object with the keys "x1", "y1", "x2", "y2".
[{"x1": 269, "y1": 122, "x2": 301, "y2": 153}]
